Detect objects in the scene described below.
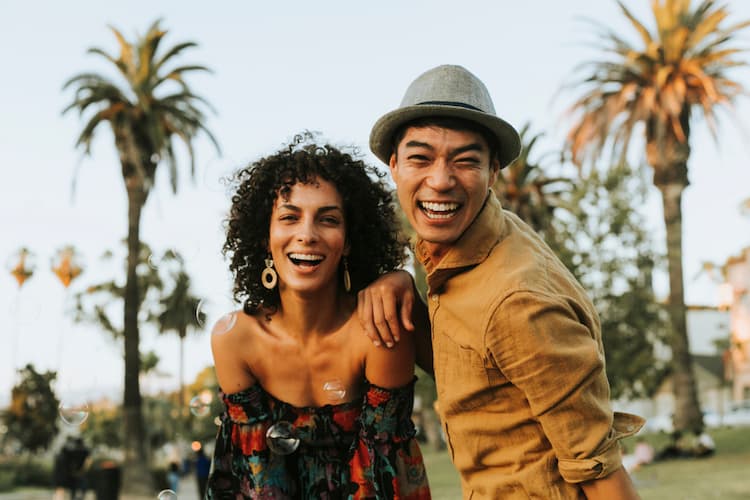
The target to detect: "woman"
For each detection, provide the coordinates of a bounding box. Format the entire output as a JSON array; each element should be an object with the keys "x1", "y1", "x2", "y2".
[{"x1": 207, "y1": 135, "x2": 431, "y2": 499}]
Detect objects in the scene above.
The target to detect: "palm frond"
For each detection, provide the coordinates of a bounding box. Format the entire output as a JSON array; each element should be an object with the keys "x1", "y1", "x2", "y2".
[{"x1": 107, "y1": 26, "x2": 135, "y2": 80}]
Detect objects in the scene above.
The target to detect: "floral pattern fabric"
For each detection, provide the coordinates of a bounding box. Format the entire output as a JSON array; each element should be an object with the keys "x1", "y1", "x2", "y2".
[{"x1": 207, "y1": 379, "x2": 431, "y2": 499}]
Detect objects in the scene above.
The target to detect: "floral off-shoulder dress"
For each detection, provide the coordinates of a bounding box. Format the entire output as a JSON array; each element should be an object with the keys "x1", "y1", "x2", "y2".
[{"x1": 206, "y1": 378, "x2": 431, "y2": 499}]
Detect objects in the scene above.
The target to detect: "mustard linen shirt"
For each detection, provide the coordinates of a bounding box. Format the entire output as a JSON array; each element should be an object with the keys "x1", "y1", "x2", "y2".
[{"x1": 416, "y1": 192, "x2": 644, "y2": 499}]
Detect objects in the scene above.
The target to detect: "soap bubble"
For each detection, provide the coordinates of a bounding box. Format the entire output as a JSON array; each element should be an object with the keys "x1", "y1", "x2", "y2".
[
  {"x1": 157, "y1": 489, "x2": 177, "y2": 500},
  {"x1": 59, "y1": 401, "x2": 89, "y2": 426},
  {"x1": 197, "y1": 298, "x2": 237, "y2": 335},
  {"x1": 266, "y1": 421, "x2": 300, "y2": 455},
  {"x1": 189, "y1": 391, "x2": 213, "y2": 417},
  {"x1": 322, "y1": 379, "x2": 347, "y2": 402}
]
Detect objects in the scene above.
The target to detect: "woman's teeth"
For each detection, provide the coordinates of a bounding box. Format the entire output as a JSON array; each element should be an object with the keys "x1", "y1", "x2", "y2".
[{"x1": 289, "y1": 253, "x2": 324, "y2": 266}]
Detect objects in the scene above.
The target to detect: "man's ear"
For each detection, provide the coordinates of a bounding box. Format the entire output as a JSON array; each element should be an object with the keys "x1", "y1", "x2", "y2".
[
  {"x1": 488, "y1": 158, "x2": 501, "y2": 186},
  {"x1": 388, "y1": 152, "x2": 398, "y2": 176}
]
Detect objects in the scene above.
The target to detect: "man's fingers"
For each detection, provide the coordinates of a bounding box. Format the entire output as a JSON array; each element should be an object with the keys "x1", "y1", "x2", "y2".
[
  {"x1": 371, "y1": 292, "x2": 397, "y2": 348},
  {"x1": 357, "y1": 289, "x2": 381, "y2": 347},
  {"x1": 381, "y1": 291, "x2": 402, "y2": 343},
  {"x1": 400, "y1": 289, "x2": 415, "y2": 332}
]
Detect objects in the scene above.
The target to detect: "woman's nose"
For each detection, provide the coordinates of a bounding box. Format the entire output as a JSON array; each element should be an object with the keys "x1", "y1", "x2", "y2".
[{"x1": 296, "y1": 220, "x2": 319, "y2": 242}]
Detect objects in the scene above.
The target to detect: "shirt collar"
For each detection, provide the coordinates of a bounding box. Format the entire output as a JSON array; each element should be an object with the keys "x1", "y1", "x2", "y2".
[{"x1": 415, "y1": 191, "x2": 507, "y2": 291}]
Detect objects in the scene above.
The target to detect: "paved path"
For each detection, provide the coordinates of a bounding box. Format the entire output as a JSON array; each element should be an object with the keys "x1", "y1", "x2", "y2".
[{"x1": 0, "y1": 474, "x2": 201, "y2": 500}]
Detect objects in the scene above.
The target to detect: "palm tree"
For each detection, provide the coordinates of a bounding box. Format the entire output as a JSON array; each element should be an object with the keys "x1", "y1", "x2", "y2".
[
  {"x1": 154, "y1": 252, "x2": 204, "y2": 423},
  {"x1": 565, "y1": 0, "x2": 749, "y2": 432},
  {"x1": 62, "y1": 20, "x2": 218, "y2": 490},
  {"x1": 492, "y1": 123, "x2": 572, "y2": 236}
]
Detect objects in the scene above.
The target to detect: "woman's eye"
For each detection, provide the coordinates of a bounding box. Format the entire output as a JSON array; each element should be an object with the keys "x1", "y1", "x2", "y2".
[{"x1": 321, "y1": 216, "x2": 340, "y2": 225}]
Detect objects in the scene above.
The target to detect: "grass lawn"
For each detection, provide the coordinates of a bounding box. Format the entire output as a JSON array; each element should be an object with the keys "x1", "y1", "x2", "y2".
[{"x1": 421, "y1": 426, "x2": 750, "y2": 499}]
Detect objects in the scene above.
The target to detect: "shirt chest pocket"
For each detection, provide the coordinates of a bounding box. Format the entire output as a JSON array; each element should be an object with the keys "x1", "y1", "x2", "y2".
[{"x1": 435, "y1": 331, "x2": 495, "y2": 411}]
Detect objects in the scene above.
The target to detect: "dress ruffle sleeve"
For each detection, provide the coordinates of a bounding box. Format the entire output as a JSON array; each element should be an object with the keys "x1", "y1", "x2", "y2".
[
  {"x1": 206, "y1": 385, "x2": 295, "y2": 499},
  {"x1": 350, "y1": 380, "x2": 431, "y2": 500}
]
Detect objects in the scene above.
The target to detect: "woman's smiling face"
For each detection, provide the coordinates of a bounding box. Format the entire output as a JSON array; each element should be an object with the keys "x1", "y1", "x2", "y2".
[{"x1": 268, "y1": 178, "x2": 348, "y2": 296}]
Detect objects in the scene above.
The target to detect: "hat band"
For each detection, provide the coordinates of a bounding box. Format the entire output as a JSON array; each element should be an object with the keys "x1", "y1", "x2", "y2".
[{"x1": 417, "y1": 101, "x2": 485, "y2": 112}]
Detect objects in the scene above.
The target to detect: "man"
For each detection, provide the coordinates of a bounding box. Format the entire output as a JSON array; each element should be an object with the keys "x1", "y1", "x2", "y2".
[{"x1": 359, "y1": 64, "x2": 644, "y2": 499}]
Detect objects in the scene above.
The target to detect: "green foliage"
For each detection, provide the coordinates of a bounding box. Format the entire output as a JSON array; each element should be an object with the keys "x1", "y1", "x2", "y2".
[
  {"x1": 73, "y1": 241, "x2": 165, "y2": 342},
  {"x1": 548, "y1": 162, "x2": 668, "y2": 399},
  {"x1": 62, "y1": 18, "x2": 220, "y2": 195},
  {"x1": 63, "y1": 21, "x2": 219, "y2": 481},
  {"x1": 3, "y1": 364, "x2": 60, "y2": 455},
  {"x1": 414, "y1": 367, "x2": 436, "y2": 408},
  {"x1": 155, "y1": 251, "x2": 204, "y2": 340},
  {"x1": 0, "y1": 458, "x2": 53, "y2": 488},
  {"x1": 184, "y1": 367, "x2": 224, "y2": 442},
  {"x1": 80, "y1": 404, "x2": 123, "y2": 449},
  {"x1": 492, "y1": 123, "x2": 572, "y2": 237}
]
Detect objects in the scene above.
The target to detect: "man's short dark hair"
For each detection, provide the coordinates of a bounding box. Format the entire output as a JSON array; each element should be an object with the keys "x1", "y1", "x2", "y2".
[{"x1": 391, "y1": 116, "x2": 501, "y2": 163}]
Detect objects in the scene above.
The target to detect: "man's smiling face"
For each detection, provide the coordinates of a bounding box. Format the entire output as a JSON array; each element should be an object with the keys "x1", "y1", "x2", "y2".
[{"x1": 389, "y1": 125, "x2": 499, "y2": 258}]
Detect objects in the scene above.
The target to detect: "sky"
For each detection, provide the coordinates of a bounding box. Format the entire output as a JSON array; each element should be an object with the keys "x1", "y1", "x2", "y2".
[{"x1": 1, "y1": 1, "x2": 750, "y2": 406}]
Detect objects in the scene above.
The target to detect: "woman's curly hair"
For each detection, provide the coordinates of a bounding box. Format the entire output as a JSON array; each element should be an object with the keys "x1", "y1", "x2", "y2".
[{"x1": 224, "y1": 133, "x2": 408, "y2": 315}]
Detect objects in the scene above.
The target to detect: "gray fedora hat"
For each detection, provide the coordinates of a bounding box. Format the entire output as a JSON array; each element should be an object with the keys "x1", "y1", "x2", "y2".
[{"x1": 370, "y1": 64, "x2": 521, "y2": 168}]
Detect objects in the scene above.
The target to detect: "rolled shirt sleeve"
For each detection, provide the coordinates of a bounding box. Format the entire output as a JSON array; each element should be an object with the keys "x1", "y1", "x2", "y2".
[{"x1": 486, "y1": 290, "x2": 645, "y2": 484}]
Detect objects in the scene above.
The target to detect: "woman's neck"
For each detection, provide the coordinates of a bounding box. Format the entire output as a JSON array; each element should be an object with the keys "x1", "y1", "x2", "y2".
[{"x1": 275, "y1": 285, "x2": 353, "y2": 342}]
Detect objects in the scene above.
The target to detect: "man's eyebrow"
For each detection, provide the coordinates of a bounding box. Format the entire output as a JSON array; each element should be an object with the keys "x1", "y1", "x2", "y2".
[
  {"x1": 403, "y1": 140, "x2": 434, "y2": 151},
  {"x1": 449, "y1": 143, "x2": 485, "y2": 159}
]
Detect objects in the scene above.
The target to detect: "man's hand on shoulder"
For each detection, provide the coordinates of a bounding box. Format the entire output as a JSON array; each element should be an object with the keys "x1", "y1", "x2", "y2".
[{"x1": 357, "y1": 270, "x2": 416, "y2": 348}]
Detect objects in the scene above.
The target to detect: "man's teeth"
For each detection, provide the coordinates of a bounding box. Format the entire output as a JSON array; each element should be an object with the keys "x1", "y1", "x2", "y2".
[
  {"x1": 420, "y1": 201, "x2": 459, "y2": 219},
  {"x1": 289, "y1": 253, "x2": 324, "y2": 264}
]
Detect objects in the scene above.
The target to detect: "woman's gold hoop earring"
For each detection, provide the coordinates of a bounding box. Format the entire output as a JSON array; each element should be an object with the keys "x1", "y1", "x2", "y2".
[
  {"x1": 261, "y1": 258, "x2": 278, "y2": 289},
  {"x1": 343, "y1": 257, "x2": 351, "y2": 293}
]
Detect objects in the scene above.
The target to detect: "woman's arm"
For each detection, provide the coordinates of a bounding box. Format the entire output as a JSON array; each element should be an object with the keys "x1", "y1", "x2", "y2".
[
  {"x1": 358, "y1": 270, "x2": 433, "y2": 375},
  {"x1": 363, "y1": 320, "x2": 416, "y2": 389},
  {"x1": 210, "y1": 313, "x2": 256, "y2": 394}
]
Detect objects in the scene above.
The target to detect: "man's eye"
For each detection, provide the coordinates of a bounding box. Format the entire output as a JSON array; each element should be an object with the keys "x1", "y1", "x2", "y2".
[
  {"x1": 408, "y1": 155, "x2": 430, "y2": 163},
  {"x1": 455, "y1": 157, "x2": 480, "y2": 167}
]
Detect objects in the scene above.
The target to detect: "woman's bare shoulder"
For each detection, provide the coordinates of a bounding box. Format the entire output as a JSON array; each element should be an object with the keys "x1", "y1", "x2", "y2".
[{"x1": 211, "y1": 309, "x2": 262, "y2": 393}]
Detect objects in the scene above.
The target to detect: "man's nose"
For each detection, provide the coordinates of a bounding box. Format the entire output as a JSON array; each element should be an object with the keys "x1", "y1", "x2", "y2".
[{"x1": 425, "y1": 160, "x2": 456, "y2": 191}]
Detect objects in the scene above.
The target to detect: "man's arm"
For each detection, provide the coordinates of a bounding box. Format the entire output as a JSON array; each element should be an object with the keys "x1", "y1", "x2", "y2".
[
  {"x1": 580, "y1": 467, "x2": 640, "y2": 500},
  {"x1": 357, "y1": 270, "x2": 433, "y2": 375}
]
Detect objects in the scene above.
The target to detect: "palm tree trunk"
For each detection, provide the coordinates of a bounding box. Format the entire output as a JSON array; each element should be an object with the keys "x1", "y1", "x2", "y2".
[
  {"x1": 179, "y1": 329, "x2": 186, "y2": 422},
  {"x1": 121, "y1": 184, "x2": 154, "y2": 494},
  {"x1": 658, "y1": 182, "x2": 704, "y2": 432}
]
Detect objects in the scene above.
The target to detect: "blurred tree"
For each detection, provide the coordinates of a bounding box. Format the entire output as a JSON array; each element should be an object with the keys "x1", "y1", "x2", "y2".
[
  {"x1": 184, "y1": 367, "x2": 223, "y2": 443},
  {"x1": 153, "y1": 251, "x2": 204, "y2": 421},
  {"x1": 3, "y1": 364, "x2": 59, "y2": 455},
  {"x1": 491, "y1": 125, "x2": 667, "y2": 398},
  {"x1": 74, "y1": 241, "x2": 165, "y2": 342},
  {"x1": 81, "y1": 403, "x2": 123, "y2": 451},
  {"x1": 550, "y1": 162, "x2": 668, "y2": 399},
  {"x1": 62, "y1": 19, "x2": 219, "y2": 489},
  {"x1": 565, "y1": 0, "x2": 749, "y2": 432},
  {"x1": 491, "y1": 123, "x2": 572, "y2": 238}
]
